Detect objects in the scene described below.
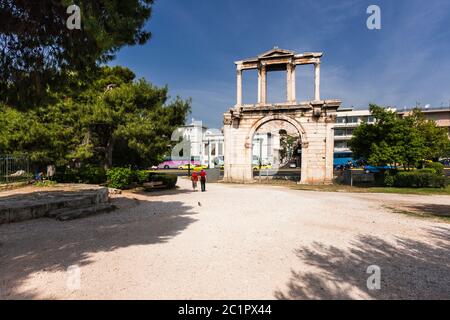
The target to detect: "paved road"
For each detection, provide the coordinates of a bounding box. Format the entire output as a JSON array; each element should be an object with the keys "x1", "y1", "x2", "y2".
[{"x1": 0, "y1": 179, "x2": 449, "y2": 299}]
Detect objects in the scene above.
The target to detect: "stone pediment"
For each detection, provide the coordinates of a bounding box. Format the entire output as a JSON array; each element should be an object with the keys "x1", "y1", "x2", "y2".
[{"x1": 258, "y1": 47, "x2": 294, "y2": 59}]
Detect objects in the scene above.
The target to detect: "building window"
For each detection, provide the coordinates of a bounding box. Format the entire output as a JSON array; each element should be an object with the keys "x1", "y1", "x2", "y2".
[
  {"x1": 336, "y1": 117, "x2": 346, "y2": 124},
  {"x1": 335, "y1": 141, "x2": 348, "y2": 149},
  {"x1": 211, "y1": 143, "x2": 216, "y2": 156},
  {"x1": 368, "y1": 116, "x2": 375, "y2": 123},
  {"x1": 218, "y1": 142, "x2": 223, "y2": 155},
  {"x1": 334, "y1": 129, "x2": 345, "y2": 136},
  {"x1": 347, "y1": 116, "x2": 358, "y2": 123}
]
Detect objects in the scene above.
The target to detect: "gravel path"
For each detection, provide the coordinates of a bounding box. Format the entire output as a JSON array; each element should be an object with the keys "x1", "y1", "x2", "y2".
[{"x1": 1, "y1": 179, "x2": 449, "y2": 299}]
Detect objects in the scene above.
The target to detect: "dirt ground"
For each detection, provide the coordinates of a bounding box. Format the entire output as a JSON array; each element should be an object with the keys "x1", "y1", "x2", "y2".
[{"x1": 0, "y1": 179, "x2": 449, "y2": 299}]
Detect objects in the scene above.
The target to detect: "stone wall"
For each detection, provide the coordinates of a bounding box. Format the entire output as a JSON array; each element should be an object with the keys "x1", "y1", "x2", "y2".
[{"x1": 0, "y1": 186, "x2": 111, "y2": 224}]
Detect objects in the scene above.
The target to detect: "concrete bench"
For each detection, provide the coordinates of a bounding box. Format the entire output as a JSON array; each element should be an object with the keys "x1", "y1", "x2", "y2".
[{"x1": 143, "y1": 181, "x2": 166, "y2": 190}]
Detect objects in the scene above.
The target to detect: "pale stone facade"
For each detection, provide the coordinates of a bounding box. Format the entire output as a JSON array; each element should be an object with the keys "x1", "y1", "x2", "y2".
[{"x1": 223, "y1": 48, "x2": 341, "y2": 184}]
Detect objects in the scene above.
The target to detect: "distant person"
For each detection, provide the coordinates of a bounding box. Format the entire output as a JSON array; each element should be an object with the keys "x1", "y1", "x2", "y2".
[
  {"x1": 200, "y1": 169, "x2": 207, "y2": 192},
  {"x1": 191, "y1": 171, "x2": 199, "y2": 191},
  {"x1": 347, "y1": 160, "x2": 354, "y2": 169}
]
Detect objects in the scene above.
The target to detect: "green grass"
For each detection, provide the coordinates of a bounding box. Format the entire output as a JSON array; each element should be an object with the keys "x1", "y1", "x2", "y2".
[
  {"x1": 384, "y1": 206, "x2": 450, "y2": 223},
  {"x1": 34, "y1": 180, "x2": 57, "y2": 187},
  {"x1": 284, "y1": 182, "x2": 450, "y2": 195}
]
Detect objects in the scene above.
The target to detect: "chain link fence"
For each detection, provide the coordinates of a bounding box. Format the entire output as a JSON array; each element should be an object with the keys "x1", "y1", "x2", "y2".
[{"x1": 0, "y1": 155, "x2": 32, "y2": 184}]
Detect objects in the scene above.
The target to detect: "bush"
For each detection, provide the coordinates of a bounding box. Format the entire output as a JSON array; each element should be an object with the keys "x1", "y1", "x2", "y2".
[
  {"x1": 79, "y1": 165, "x2": 107, "y2": 184},
  {"x1": 106, "y1": 168, "x2": 177, "y2": 190},
  {"x1": 106, "y1": 167, "x2": 135, "y2": 189},
  {"x1": 54, "y1": 165, "x2": 106, "y2": 184},
  {"x1": 383, "y1": 171, "x2": 395, "y2": 187},
  {"x1": 135, "y1": 170, "x2": 150, "y2": 183},
  {"x1": 35, "y1": 180, "x2": 57, "y2": 187},
  {"x1": 54, "y1": 167, "x2": 79, "y2": 183},
  {"x1": 424, "y1": 162, "x2": 445, "y2": 175},
  {"x1": 393, "y1": 170, "x2": 447, "y2": 188},
  {"x1": 429, "y1": 175, "x2": 447, "y2": 188},
  {"x1": 149, "y1": 173, "x2": 177, "y2": 189}
]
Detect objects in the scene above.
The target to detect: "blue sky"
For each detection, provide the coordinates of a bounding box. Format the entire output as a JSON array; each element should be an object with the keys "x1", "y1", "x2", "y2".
[{"x1": 113, "y1": 0, "x2": 450, "y2": 128}]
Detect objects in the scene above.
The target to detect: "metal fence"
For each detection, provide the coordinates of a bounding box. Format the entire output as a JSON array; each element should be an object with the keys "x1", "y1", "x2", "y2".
[{"x1": 0, "y1": 155, "x2": 31, "y2": 184}]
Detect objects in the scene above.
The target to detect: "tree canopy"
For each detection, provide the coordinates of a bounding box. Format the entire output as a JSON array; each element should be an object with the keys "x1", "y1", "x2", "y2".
[
  {"x1": 0, "y1": 0, "x2": 154, "y2": 107},
  {"x1": 0, "y1": 66, "x2": 191, "y2": 169},
  {"x1": 348, "y1": 104, "x2": 450, "y2": 168}
]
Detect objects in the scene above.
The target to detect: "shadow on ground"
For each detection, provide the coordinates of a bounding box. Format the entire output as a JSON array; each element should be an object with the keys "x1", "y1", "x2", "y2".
[
  {"x1": 402, "y1": 204, "x2": 450, "y2": 218},
  {"x1": 0, "y1": 196, "x2": 196, "y2": 299},
  {"x1": 274, "y1": 226, "x2": 450, "y2": 300}
]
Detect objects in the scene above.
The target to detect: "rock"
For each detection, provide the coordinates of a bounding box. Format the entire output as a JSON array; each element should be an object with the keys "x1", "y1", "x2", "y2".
[{"x1": 108, "y1": 188, "x2": 122, "y2": 195}]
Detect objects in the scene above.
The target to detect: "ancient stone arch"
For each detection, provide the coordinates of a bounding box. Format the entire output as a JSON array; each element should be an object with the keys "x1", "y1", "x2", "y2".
[{"x1": 223, "y1": 48, "x2": 341, "y2": 184}]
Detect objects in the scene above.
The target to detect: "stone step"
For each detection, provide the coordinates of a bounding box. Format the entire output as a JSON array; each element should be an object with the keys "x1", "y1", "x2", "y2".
[
  {"x1": 55, "y1": 203, "x2": 116, "y2": 221},
  {"x1": 0, "y1": 185, "x2": 111, "y2": 224}
]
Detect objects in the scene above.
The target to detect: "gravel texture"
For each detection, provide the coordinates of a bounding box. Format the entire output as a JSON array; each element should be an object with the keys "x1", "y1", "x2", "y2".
[{"x1": 0, "y1": 179, "x2": 449, "y2": 299}]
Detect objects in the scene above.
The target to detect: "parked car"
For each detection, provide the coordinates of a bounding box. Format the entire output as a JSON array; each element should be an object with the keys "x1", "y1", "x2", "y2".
[
  {"x1": 157, "y1": 159, "x2": 200, "y2": 169},
  {"x1": 178, "y1": 164, "x2": 207, "y2": 170},
  {"x1": 252, "y1": 164, "x2": 273, "y2": 170},
  {"x1": 439, "y1": 158, "x2": 450, "y2": 167},
  {"x1": 363, "y1": 165, "x2": 396, "y2": 173},
  {"x1": 213, "y1": 155, "x2": 224, "y2": 166}
]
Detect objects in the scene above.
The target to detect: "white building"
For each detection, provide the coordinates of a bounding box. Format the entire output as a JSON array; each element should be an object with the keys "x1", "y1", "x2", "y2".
[
  {"x1": 173, "y1": 121, "x2": 225, "y2": 168},
  {"x1": 333, "y1": 106, "x2": 450, "y2": 153},
  {"x1": 333, "y1": 108, "x2": 375, "y2": 152},
  {"x1": 202, "y1": 128, "x2": 224, "y2": 168}
]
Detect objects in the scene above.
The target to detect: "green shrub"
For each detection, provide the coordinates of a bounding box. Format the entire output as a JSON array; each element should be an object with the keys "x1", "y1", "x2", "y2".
[
  {"x1": 149, "y1": 173, "x2": 177, "y2": 189},
  {"x1": 106, "y1": 169, "x2": 177, "y2": 190},
  {"x1": 79, "y1": 165, "x2": 107, "y2": 184},
  {"x1": 384, "y1": 171, "x2": 395, "y2": 187},
  {"x1": 424, "y1": 162, "x2": 445, "y2": 175},
  {"x1": 35, "y1": 180, "x2": 57, "y2": 187},
  {"x1": 54, "y1": 167, "x2": 79, "y2": 183},
  {"x1": 106, "y1": 167, "x2": 135, "y2": 189},
  {"x1": 394, "y1": 170, "x2": 447, "y2": 188},
  {"x1": 429, "y1": 175, "x2": 448, "y2": 188},
  {"x1": 135, "y1": 170, "x2": 150, "y2": 183},
  {"x1": 54, "y1": 165, "x2": 106, "y2": 184},
  {"x1": 417, "y1": 168, "x2": 436, "y2": 174}
]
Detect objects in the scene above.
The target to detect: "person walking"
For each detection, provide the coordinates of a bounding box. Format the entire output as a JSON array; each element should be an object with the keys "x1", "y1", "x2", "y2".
[
  {"x1": 200, "y1": 169, "x2": 207, "y2": 192},
  {"x1": 191, "y1": 171, "x2": 199, "y2": 191}
]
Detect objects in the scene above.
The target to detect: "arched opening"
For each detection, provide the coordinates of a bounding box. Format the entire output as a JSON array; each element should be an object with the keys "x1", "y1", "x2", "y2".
[{"x1": 251, "y1": 119, "x2": 303, "y2": 182}]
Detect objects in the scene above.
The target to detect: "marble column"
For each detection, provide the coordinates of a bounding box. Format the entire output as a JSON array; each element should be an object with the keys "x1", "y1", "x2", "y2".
[
  {"x1": 291, "y1": 64, "x2": 296, "y2": 102},
  {"x1": 286, "y1": 63, "x2": 296, "y2": 102},
  {"x1": 260, "y1": 65, "x2": 267, "y2": 104},
  {"x1": 286, "y1": 63, "x2": 292, "y2": 102},
  {"x1": 314, "y1": 63, "x2": 320, "y2": 101},
  {"x1": 236, "y1": 69, "x2": 242, "y2": 106}
]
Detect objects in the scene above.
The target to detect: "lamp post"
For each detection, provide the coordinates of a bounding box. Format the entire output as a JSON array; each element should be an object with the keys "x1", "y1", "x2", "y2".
[
  {"x1": 255, "y1": 137, "x2": 263, "y2": 181},
  {"x1": 187, "y1": 137, "x2": 191, "y2": 177},
  {"x1": 207, "y1": 138, "x2": 211, "y2": 169}
]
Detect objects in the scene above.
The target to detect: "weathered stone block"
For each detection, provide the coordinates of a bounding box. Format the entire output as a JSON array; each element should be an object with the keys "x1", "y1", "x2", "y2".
[
  {"x1": 0, "y1": 208, "x2": 9, "y2": 224},
  {"x1": 9, "y1": 208, "x2": 33, "y2": 223}
]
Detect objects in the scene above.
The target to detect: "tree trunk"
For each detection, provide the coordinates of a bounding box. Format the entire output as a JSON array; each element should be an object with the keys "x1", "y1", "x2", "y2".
[{"x1": 104, "y1": 136, "x2": 113, "y2": 170}]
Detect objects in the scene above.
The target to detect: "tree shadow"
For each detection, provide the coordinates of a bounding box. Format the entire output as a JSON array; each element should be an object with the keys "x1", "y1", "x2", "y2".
[
  {"x1": 128, "y1": 187, "x2": 194, "y2": 197},
  {"x1": 274, "y1": 226, "x2": 450, "y2": 300},
  {"x1": 401, "y1": 204, "x2": 450, "y2": 218},
  {"x1": 0, "y1": 196, "x2": 196, "y2": 299}
]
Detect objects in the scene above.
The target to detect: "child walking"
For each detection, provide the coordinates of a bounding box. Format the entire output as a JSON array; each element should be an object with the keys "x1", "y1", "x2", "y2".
[
  {"x1": 191, "y1": 171, "x2": 199, "y2": 191},
  {"x1": 200, "y1": 169, "x2": 207, "y2": 192}
]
